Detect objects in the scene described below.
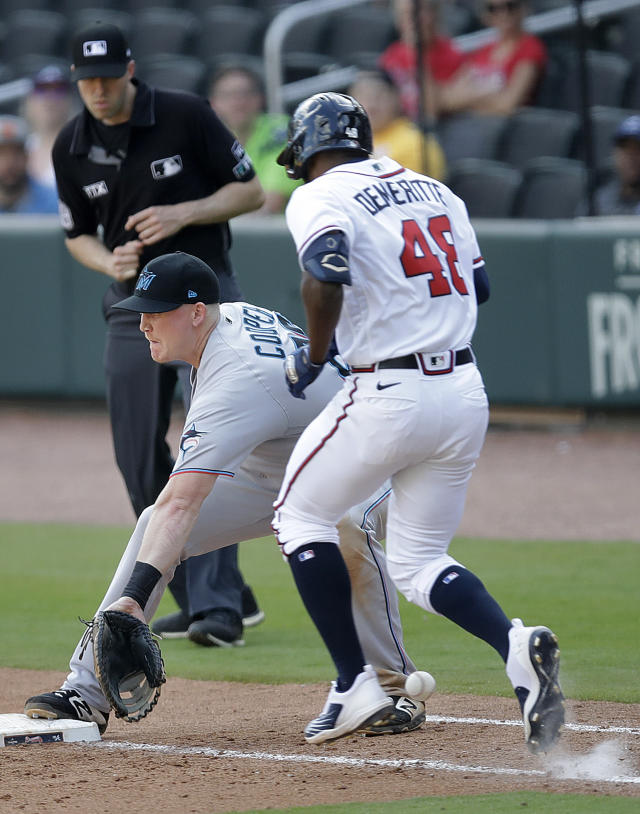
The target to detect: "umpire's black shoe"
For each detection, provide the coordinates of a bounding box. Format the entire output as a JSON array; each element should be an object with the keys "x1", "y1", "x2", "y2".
[
  {"x1": 187, "y1": 609, "x2": 245, "y2": 648},
  {"x1": 241, "y1": 584, "x2": 265, "y2": 628},
  {"x1": 360, "y1": 695, "x2": 426, "y2": 735},
  {"x1": 151, "y1": 610, "x2": 190, "y2": 638},
  {"x1": 24, "y1": 689, "x2": 110, "y2": 735}
]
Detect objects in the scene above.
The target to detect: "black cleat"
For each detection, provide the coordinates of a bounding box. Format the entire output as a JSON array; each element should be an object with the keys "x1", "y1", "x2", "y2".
[
  {"x1": 360, "y1": 695, "x2": 426, "y2": 735},
  {"x1": 24, "y1": 689, "x2": 109, "y2": 735}
]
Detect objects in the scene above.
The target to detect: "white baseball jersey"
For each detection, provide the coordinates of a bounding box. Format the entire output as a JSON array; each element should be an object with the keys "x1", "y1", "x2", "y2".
[
  {"x1": 63, "y1": 301, "x2": 418, "y2": 710},
  {"x1": 171, "y1": 301, "x2": 339, "y2": 480},
  {"x1": 285, "y1": 155, "x2": 484, "y2": 365}
]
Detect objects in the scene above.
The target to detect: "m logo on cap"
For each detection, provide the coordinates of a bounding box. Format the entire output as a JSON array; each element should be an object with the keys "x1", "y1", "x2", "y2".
[
  {"x1": 136, "y1": 271, "x2": 156, "y2": 291},
  {"x1": 83, "y1": 40, "x2": 108, "y2": 57}
]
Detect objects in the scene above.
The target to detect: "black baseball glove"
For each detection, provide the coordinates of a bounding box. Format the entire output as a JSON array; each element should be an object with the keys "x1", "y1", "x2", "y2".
[{"x1": 91, "y1": 610, "x2": 166, "y2": 722}]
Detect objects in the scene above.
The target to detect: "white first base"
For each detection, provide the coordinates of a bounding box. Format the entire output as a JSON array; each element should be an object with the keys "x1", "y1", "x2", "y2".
[{"x1": 0, "y1": 714, "x2": 101, "y2": 746}]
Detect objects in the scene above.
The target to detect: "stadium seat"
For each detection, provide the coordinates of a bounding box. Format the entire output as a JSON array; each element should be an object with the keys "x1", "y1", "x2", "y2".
[
  {"x1": 9, "y1": 54, "x2": 70, "y2": 82},
  {"x1": 2, "y1": 10, "x2": 68, "y2": 62},
  {"x1": 447, "y1": 158, "x2": 522, "y2": 218},
  {"x1": 136, "y1": 54, "x2": 207, "y2": 95},
  {"x1": 556, "y1": 50, "x2": 631, "y2": 112},
  {"x1": 130, "y1": 8, "x2": 198, "y2": 61},
  {"x1": 323, "y1": 7, "x2": 395, "y2": 62},
  {"x1": 498, "y1": 107, "x2": 580, "y2": 168},
  {"x1": 281, "y1": 12, "x2": 332, "y2": 55},
  {"x1": 70, "y1": 9, "x2": 134, "y2": 41},
  {"x1": 194, "y1": 6, "x2": 266, "y2": 62},
  {"x1": 514, "y1": 157, "x2": 586, "y2": 219},
  {"x1": 61, "y1": 0, "x2": 123, "y2": 15},
  {"x1": 0, "y1": 0, "x2": 55, "y2": 13},
  {"x1": 282, "y1": 52, "x2": 343, "y2": 84},
  {"x1": 437, "y1": 113, "x2": 508, "y2": 164}
]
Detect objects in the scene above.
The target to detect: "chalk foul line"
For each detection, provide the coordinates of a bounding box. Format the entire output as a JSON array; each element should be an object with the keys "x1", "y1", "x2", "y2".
[{"x1": 91, "y1": 739, "x2": 640, "y2": 785}]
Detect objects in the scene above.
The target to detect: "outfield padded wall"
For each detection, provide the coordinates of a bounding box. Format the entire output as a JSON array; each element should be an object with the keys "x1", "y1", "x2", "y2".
[{"x1": 1, "y1": 216, "x2": 639, "y2": 406}]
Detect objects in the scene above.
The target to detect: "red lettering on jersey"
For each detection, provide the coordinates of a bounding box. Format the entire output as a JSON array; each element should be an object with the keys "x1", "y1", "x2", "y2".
[
  {"x1": 400, "y1": 219, "x2": 450, "y2": 296},
  {"x1": 428, "y1": 215, "x2": 468, "y2": 296},
  {"x1": 399, "y1": 216, "x2": 468, "y2": 298}
]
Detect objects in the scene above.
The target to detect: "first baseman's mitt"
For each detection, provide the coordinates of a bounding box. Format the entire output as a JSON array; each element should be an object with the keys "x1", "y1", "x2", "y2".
[{"x1": 91, "y1": 610, "x2": 166, "y2": 722}]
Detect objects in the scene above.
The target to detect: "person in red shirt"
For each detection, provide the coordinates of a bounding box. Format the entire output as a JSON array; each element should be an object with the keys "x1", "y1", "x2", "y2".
[
  {"x1": 440, "y1": 0, "x2": 547, "y2": 116},
  {"x1": 379, "y1": 0, "x2": 465, "y2": 122}
]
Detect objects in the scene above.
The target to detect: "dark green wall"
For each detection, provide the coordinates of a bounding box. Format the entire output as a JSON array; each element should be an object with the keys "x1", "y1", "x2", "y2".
[{"x1": 1, "y1": 216, "x2": 639, "y2": 406}]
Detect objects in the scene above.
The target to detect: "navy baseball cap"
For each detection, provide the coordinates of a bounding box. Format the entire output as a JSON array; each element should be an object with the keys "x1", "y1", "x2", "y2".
[
  {"x1": 614, "y1": 115, "x2": 640, "y2": 144},
  {"x1": 114, "y1": 253, "x2": 220, "y2": 313},
  {"x1": 71, "y1": 23, "x2": 131, "y2": 81}
]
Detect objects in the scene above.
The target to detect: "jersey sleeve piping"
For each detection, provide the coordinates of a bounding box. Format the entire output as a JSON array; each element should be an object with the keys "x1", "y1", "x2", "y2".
[
  {"x1": 298, "y1": 224, "x2": 345, "y2": 257},
  {"x1": 170, "y1": 468, "x2": 235, "y2": 478}
]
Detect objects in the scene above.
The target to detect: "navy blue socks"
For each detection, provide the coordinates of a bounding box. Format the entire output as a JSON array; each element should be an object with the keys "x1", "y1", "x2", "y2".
[
  {"x1": 430, "y1": 566, "x2": 512, "y2": 661},
  {"x1": 288, "y1": 541, "x2": 365, "y2": 691}
]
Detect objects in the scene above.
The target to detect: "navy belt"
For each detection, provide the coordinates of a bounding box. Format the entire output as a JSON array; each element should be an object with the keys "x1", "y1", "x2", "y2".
[{"x1": 352, "y1": 348, "x2": 474, "y2": 375}]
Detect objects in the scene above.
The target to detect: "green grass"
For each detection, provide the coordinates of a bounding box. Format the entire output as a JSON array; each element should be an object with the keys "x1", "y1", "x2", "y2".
[
  {"x1": 0, "y1": 523, "x2": 637, "y2": 704},
  {"x1": 239, "y1": 794, "x2": 640, "y2": 814}
]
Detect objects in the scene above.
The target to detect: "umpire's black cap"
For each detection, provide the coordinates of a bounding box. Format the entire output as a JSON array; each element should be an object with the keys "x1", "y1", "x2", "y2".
[
  {"x1": 71, "y1": 22, "x2": 132, "y2": 81},
  {"x1": 114, "y1": 253, "x2": 221, "y2": 313}
]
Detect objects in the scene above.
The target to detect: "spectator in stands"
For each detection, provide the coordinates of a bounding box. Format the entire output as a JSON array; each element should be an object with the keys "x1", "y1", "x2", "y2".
[
  {"x1": 209, "y1": 65, "x2": 300, "y2": 214},
  {"x1": 0, "y1": 115, "x2": 59, "y2": 214},
  {"x1": 439, "y1": 0, "x2": 546, "y2": 116},
  {"x1": 23, "y1": 66, "x2": 75, "y2": 192},
  {"x1": 579, "y1": 115, "x2": 640, "y2": 216},
  {"x1": 379, "y1": 0, "x2": 465, "y2": 123},
  {"x1": 348, "y1": 69, "x2": 446, "y2": 179}
]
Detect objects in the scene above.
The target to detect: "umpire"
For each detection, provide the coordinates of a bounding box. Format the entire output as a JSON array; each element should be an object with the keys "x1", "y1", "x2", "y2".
[{"x1": 53, "y1": 22, "x2": 265, "y2": 646}]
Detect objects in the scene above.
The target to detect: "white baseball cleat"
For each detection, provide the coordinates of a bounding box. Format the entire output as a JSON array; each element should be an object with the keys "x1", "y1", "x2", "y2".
[
  {"x1": 304, "y1": 664, "x2": 395, "y2": 744},
  {"x1": 507, "y1": 618, "x2": 565, "y2": 754}
]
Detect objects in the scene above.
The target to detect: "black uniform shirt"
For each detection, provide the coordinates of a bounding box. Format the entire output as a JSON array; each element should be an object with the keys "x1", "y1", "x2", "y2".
[{"x1": 52, "y1": 79, "x2": 256, "y2": 301}]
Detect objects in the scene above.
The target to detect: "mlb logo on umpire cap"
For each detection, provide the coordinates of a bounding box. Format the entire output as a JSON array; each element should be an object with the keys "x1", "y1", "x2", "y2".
[
  {"x1": 113, "y1": 253, "x2": 220, "y2": 314},
  {"x1": 71, "y1": 22, "x2": 132, "y2": 81}
]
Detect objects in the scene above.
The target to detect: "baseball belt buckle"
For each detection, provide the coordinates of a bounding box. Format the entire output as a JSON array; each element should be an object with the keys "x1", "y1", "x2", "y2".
[{"x1": 419, "y1": 350, "x2": 454, "y2": 375}]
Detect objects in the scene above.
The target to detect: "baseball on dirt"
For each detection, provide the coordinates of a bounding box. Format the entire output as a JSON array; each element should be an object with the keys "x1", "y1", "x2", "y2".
[{"x1": 404, "y1": 670, "x2": 436, "y2": 701}]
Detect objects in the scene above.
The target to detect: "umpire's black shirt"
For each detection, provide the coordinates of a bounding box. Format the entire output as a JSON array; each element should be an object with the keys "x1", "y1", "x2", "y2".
[{"x1": 53, "y1": 78, "x2": 255, "y2": 306}]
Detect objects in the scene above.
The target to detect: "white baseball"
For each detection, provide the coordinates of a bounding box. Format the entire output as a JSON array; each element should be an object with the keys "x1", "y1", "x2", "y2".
[{"x1": 404, "y1": 670, "x2": 436, "y2": 701}]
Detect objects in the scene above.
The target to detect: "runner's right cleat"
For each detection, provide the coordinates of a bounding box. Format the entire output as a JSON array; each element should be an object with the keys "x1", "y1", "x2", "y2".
[{"x1": 507, "y1": 619, "x2": 565, "y2": 754}]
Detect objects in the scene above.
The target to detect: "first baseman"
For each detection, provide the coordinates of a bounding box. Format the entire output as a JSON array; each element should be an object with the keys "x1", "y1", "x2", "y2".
[
  {"x1": 273, "y1": 92, "x2": 565, "y2": 749},
  {"x1": 25, "y1": 251, "x2": 426, "y2": 737}
]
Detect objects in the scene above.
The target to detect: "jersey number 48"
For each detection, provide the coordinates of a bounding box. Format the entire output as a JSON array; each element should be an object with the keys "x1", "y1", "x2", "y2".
[{"x1": 400, "y1": 214, "x2": 468, "y2": 298}]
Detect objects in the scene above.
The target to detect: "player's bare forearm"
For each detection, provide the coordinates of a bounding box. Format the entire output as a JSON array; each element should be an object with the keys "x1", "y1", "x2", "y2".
[
  {"x1": 301, "y1": 273, "x2": 343, "y2": 365},
  {"x1": 136, "y1": 472, "x2": 218, "y2": 576},
  {"x1": 125, "y1": 177, "x2": 265, "y2": 245},
  {"x1": 65, "y1": 234, "x2": 141, "y2": 282}
]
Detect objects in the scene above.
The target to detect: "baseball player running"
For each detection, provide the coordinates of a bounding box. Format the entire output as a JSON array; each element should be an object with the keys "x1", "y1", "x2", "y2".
[
  {"x1": 25, "y1": 251, "x2": 426, "y2": 737},
  {"x1": 272, "y1": 92, "x2": 565, "y2": 750}
]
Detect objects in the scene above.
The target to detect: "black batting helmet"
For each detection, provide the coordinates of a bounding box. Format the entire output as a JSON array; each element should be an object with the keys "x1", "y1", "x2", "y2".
[{"x1": 276, "y1": 92, "x2": 372, "y2": 181}]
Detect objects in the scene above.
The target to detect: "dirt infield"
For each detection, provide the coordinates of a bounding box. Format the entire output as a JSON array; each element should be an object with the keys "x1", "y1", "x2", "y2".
[{"x1": 1, "y1": 401, "x2": 639, "y2": 812}]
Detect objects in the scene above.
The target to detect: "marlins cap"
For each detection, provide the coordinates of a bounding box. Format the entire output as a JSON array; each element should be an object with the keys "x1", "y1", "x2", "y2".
[
  {"x1": 71, "y1": 23, "x2": 131, "y2": 81},
  {"x1": 114, "y1": 253, "x2": 221, "y2": 313}
]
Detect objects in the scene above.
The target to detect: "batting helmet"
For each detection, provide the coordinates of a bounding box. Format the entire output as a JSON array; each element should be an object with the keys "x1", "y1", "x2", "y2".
[{"x1": 276, "y1": 92, "x2": 372, "y2": 181}]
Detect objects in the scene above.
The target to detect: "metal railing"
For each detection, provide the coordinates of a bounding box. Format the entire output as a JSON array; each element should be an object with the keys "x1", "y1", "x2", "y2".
[{"x1": 264, "y1": 0, "x2": 640, "y2": 114}]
